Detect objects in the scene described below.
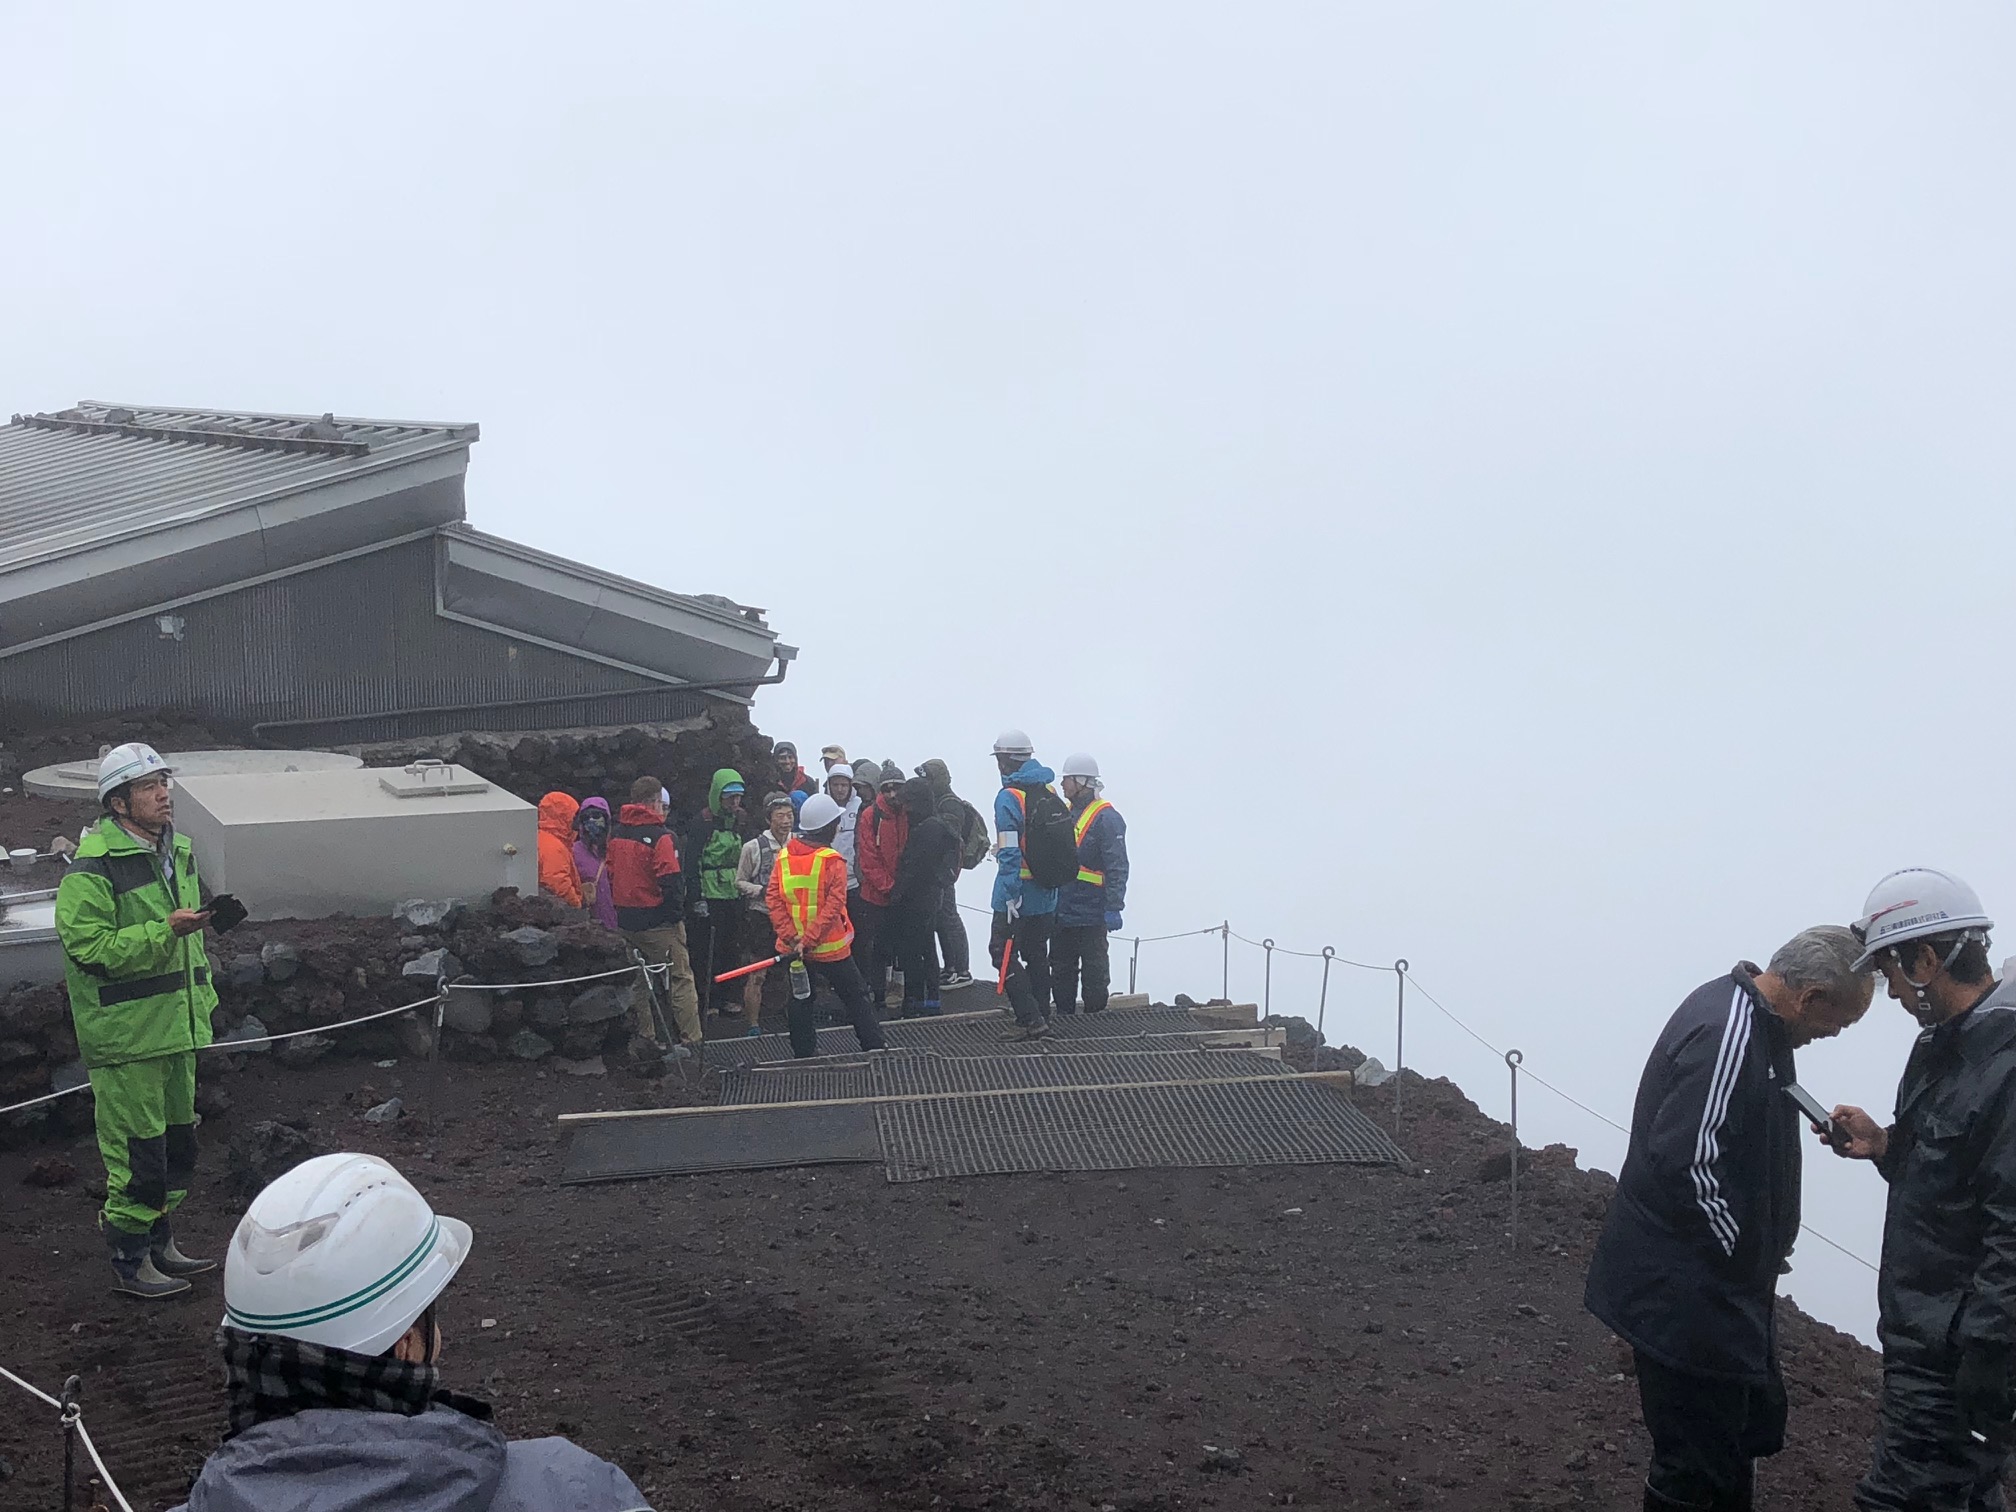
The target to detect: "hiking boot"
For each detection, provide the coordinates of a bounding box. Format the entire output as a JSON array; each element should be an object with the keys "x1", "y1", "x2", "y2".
[
  {"x1": 111, "y1": 1252, "x2": 192, "y2": 1299},
  {"x1": 997, "y1": 1022, "x2": 1051, "y2": 1042},
  {"x1": 149, "y1": 1221, "x2": 216, "y2": 1277}
]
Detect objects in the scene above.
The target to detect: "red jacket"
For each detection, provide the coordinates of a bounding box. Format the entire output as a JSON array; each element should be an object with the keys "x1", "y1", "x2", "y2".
[
  {"x1": 606, "y1": 802, "x2": 684, "y2": 931},
  {"x1": 855, "y1": 796, "x2": 909, "y2": 907}
]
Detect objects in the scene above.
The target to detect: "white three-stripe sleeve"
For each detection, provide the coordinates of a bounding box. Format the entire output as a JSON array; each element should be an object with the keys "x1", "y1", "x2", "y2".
[{"x1": 1688, "y1": 985, "x2": 1752, "y2": 1257}]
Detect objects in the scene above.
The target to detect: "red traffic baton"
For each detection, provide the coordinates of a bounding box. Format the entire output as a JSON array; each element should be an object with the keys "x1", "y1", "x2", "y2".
[{"x1": 714, "y1": 953, "x2": 785, "y2": 985}]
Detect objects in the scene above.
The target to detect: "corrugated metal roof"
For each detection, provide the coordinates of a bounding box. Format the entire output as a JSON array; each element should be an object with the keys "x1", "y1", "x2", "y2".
[{"x1": 0, "y1": 401, "x2": 478, "y2": 574}]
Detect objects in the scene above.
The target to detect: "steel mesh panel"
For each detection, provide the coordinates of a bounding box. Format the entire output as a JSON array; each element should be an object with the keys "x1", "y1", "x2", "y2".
[
  {"x1": 877, "y1": 1078, "x2": 1402, "y2": 1182},
  {"x1": 702, "y1": 1008, "x2": 1265, "y2": 1068},
  {"x1": 717, "y1": 1048, "x2": 1288, "y2": 1106}
]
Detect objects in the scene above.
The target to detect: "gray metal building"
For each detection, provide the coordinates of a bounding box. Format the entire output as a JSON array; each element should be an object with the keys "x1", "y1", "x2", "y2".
[{"x1": 0, "y1": 403, "x2": 793, "y2": 742}]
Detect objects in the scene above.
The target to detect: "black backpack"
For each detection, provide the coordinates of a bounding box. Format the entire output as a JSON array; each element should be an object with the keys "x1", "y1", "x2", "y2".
[{"x1": 1013, "y1": 782, "x2": 1077, "y2": 891}]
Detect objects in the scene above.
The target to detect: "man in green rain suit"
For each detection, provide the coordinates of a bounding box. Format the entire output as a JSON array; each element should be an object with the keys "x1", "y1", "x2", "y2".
[{"x1": 56, "y1": 742, "x2": 222, "y2": 1298}]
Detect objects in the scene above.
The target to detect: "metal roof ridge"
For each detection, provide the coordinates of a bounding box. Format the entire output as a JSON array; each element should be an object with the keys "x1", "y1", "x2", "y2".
[
  {"x1": 438, "y1": 523, "x2": 769, "y2": 631},
  {"x1": 75, "y1": 401, "x2": 482, "y2": 439}
]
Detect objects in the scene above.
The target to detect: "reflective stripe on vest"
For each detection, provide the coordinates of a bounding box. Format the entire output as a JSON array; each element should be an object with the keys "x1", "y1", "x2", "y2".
[
  {"x1": 778, "y1": 846, "x2": 853, "y2": 960},
  {"x1": 1006, "y1": 787, "x2": 1031, "y2": 881},
  {"x1": 1072, "y1": 800, "x2": 1113, "y2": 888}
]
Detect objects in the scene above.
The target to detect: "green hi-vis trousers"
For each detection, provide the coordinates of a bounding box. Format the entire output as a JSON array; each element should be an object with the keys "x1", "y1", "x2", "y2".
[{"x1": 88, "y1": 1053, "x2": 197, "y2": 1237}]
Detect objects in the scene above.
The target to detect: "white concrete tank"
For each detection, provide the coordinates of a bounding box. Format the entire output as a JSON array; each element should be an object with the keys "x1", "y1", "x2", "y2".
[
  {"x1": 0, "y1": 891, "x2": 63, "y2": 987},
  {"x1": 174, "y1": 762, "x2": 537, "y2": 921},
  {"x1": 24, "y1": 749, "x2": 363, "y2": 801}
]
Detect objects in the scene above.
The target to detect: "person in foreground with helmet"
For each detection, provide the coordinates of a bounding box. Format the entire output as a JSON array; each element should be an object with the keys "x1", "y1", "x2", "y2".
[
  {"x1": 990, "y1": 730, "x2": 1062, "y2": 1040},
  {"x1": 1583, "y1": 926, "x2": 1873, "y2": 1512},
  {"x1": 766, "y1": 793, "x2": 887, "y2": 1058},
  {"x1": 169, "y1": 1152, "x2": 649, "y2": 1512},
  {"x1": 57, "y1": 743, "x2": 229, "y2": 1298},
  {"x1": 1825, "y1": 869, "x2": 2016, "y2": 1511},
  {"x1": 1051, "y1": 753, "x2": 1128, "y2": 1016}
]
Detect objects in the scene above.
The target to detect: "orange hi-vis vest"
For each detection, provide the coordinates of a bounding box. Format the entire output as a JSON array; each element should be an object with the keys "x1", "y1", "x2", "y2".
[
  {"x1": 778, "y1": 844, "x2": 853, "y2": 960},
  {"x1": 1006, "y1": 787, "x2": 1032, "y2": 881},
  {"x1": 1072, "y1": 800, "x2": 1114, "y2": 887}
]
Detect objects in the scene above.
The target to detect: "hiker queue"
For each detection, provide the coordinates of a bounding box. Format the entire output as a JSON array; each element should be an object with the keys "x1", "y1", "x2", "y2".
[
  {"x1": 1587, "y1": 868, "x2": 2016, "y2": 1512},
  {"x1": 41, "y1": 728, "x2": 1125, "y2": 1509},
  {"x1": 532, "y1": 730, "x2": 1130, "y2": 1058}
]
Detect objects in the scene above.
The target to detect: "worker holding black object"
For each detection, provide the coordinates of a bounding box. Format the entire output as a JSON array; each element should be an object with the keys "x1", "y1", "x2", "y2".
[
  {"x1": 1585, "y1": 926, "x2": 1872, "y2": 1512},
  {"x1": 1827, "y1": 869, "x2": 2016, "y2": 1510},
  {"x1": 56, "y1": 742, "x2": 246, "y2": 1299}
]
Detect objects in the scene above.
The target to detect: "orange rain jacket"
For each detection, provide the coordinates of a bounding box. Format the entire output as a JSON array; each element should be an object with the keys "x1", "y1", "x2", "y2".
[{"x1": 537, "y1": 792, "x2": 584, "y2": 908}]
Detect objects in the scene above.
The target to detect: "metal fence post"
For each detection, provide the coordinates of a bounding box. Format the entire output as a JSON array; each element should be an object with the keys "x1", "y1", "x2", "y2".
[
  {"x1": 60, "y1": 1374, "x2": 79, "y2": 1512},
  {"x1": 428, "y1": 979, "x2": 449, "y2": 1132},
  {"x1": 1129, "y1": 936, "x2": 1140, "y2": 996},
  {"x1": 1316, "y1": 946, "x2": 1335, "y2": 1042},
  {"x1": 1262, "y1": 939, "x2": 1275, "y2": 1020},
  {"x1": 1220, "y1": 921, "x2": 1230, "y2": 1003},
  {"x1": 1506, "y1": 1049, "x2": 1523, "y2": 1252},
  {"x1": 1393, "y1": 958, "x2": 1409, "y2": 1138}
]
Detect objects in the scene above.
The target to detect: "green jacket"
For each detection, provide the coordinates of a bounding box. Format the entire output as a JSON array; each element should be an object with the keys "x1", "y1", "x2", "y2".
[
  {"x1": 56, "y1": 817, "x2": 218, "y2": 1069},
  {"x1": 686, "y1": 768, "x2": 748, "y2": 902}
]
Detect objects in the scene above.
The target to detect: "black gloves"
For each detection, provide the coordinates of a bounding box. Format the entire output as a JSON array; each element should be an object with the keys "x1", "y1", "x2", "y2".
[{"x1": 1956, "y1": 1345, "x2": 2016, "y2": 1443}]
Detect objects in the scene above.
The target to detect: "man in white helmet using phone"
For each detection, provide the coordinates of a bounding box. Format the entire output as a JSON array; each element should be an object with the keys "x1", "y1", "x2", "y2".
[
  {"x1": 56, "y1": 742, "x2": 243, "y2": 1298},
  {"x1": 170, "y1": 1152, "x2": 648, "y2": 1511},
  {"x1": 1827, "y1": 868, "x2": 2016, "y2": 1510}
]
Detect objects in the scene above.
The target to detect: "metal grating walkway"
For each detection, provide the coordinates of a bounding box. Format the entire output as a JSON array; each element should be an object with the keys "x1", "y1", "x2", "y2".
[
  {"x1": 718, "y1": 1048, "x2": 1290, "y2": 1105},
  {"x1": 703, "y1": 1007, "x2": 1268, "y2": 1068},
  {"x1": 877, "y1": 1077, "x2": 1404, "y2": 1182}
]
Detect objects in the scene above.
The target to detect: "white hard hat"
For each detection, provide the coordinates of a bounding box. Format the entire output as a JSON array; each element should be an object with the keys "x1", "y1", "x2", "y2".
[
  {"x1": 1851, "y1": 868, "x2": 1994, "y2": 972},
  {"x1": 992, "y1": 729, "x2": 1034, "y2": 757},
  {"x1": 1059, "y1": 753, "x2": 1101, "y2": 781},
  {"x1": 824, "y1": 764, "x2": 855, "y2": 783},
  {"x1": 97, "y1": 742, "x2": 173, "y2": 802},
  {"x1": 798, "y1": 793, "x2": 844, "y2": 832},
  {"x1": 223, "y1": 1153, "x2": 472, "y2": 1355}
]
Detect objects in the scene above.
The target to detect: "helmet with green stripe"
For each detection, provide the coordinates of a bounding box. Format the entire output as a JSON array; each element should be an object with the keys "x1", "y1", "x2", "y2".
[{"x1": 222, "y1": 1153, "x2": 472, "y2": 1356}]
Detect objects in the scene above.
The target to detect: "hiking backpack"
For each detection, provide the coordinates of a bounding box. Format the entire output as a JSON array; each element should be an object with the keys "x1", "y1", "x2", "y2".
[{"x1": 1012, "y1": 782, "x2": 1077, "y2": 891}]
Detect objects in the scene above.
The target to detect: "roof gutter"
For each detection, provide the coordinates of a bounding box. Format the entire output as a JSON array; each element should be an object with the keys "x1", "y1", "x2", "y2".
[{"x1": 247, "y1": 647, "x2": 796, "y2": 744}]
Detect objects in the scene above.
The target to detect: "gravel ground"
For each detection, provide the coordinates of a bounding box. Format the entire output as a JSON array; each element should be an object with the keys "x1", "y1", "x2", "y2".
[{"x1": 0, "y1": 1036, "x2": 1889, "y2": 1511}]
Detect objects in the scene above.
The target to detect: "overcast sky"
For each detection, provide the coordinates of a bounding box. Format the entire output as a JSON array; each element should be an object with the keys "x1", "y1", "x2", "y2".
[{"x1": 10, "y1": 5, "x2": 2016, "y2": 1344}]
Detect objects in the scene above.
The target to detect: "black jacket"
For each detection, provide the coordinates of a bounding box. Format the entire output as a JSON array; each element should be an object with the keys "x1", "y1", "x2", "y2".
[
  {"x1": 1585, "y1": 967, "x2": 1801, "y2": 1383},
  {"x1": 888, "y1": 813, "x2": 960, "y2": 915},
  {"x1": 1873, "y1": 978, "x2": 2016, "y2": 1370}
]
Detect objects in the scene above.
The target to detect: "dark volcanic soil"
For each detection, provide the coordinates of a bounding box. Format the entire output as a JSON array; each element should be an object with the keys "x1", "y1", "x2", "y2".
[{"x1": 0, "y1": 1035, "x2": 1883, "y2": 1512}]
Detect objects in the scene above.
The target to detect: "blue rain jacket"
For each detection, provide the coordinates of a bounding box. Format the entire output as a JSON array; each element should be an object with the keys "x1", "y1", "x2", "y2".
[{"x1": 991, "y1": 759, "x2": 1059, "y2": 916}]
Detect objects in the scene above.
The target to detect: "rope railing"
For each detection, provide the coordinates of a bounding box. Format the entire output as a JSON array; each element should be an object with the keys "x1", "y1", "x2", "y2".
[{"x1": 2, "y1": 1365, "x2": 137, "y2": 1511}]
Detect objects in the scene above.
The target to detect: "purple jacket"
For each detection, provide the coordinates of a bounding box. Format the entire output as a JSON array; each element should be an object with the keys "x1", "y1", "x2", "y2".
[{"x1": 572, "y1": 797, "x2": 618, "y2": 931}]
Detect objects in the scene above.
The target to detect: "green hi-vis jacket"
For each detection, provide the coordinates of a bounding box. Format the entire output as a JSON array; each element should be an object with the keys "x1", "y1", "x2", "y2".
[{"x1": 55, "y1": 817, "x2": 218, "y2": 1069}]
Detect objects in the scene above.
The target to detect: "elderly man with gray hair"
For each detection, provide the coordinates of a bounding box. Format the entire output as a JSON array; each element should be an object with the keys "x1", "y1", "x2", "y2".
[{"x1": 1584, "y1": 927, "x2": 1874, "y2": 1512}]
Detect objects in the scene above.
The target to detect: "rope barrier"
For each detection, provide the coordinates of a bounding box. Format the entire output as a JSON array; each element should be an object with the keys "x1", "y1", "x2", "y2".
[
  {"x1": 1401, "y1": 971, "x2": 1878, "y2": 1273},
  {"x1": 448, "y1": 963, "x2": 641, "y2": 993},
  {"x1": 1227, "y1": 929, "x2": 1387, "y2": 971},
  {"x1": 1, "y1": 1364, "x2": 137, "y2": 1511}
]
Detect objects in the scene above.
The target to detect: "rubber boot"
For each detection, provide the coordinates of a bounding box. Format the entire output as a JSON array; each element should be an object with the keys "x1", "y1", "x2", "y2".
[
  {"x1": 103, "y1": 1220, "x2": 190, "y2": 1299},
  {"x1": 149, "y1": 1218, "x2": 216, "y2": 1277},
  {"x1": 1644, "y1": 1480, "x2": 1711, "y2": 1512}
]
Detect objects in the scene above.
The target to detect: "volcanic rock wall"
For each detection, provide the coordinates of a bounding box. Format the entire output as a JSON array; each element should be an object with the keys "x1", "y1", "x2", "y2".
[{"x1": 0, "y1": 889, "x2": 646, "y2": 1148}]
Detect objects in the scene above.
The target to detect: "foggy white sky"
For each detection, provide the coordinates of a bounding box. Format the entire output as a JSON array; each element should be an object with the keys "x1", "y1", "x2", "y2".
[{"x1": 9, "y1": 5, "x2": 2016, "y2": 1343}]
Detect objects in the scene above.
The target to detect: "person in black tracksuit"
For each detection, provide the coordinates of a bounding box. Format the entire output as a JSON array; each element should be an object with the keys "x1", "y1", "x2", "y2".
[
  {"x1": 1585, "y1": 929, "x2": 1872, "y2": 1511},
  {"x1": 1826, "y1": 890, "x2": 2016, "y2": 1511}
]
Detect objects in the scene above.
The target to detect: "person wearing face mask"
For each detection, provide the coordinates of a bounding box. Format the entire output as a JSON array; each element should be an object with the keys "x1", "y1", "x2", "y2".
[
  {"x1": 169, "y1": 1153, "x2": 648, "y2": 1512},
  {"x1": 1584, "y1": 926, "x2": 1874, "y2": 1512},
  {"x1": 1828, "y1": 870, "x2": 2016, "y2": 1511},
  {"x1": 570, "y1": 797, "x2": 617, "y2": 931}
]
